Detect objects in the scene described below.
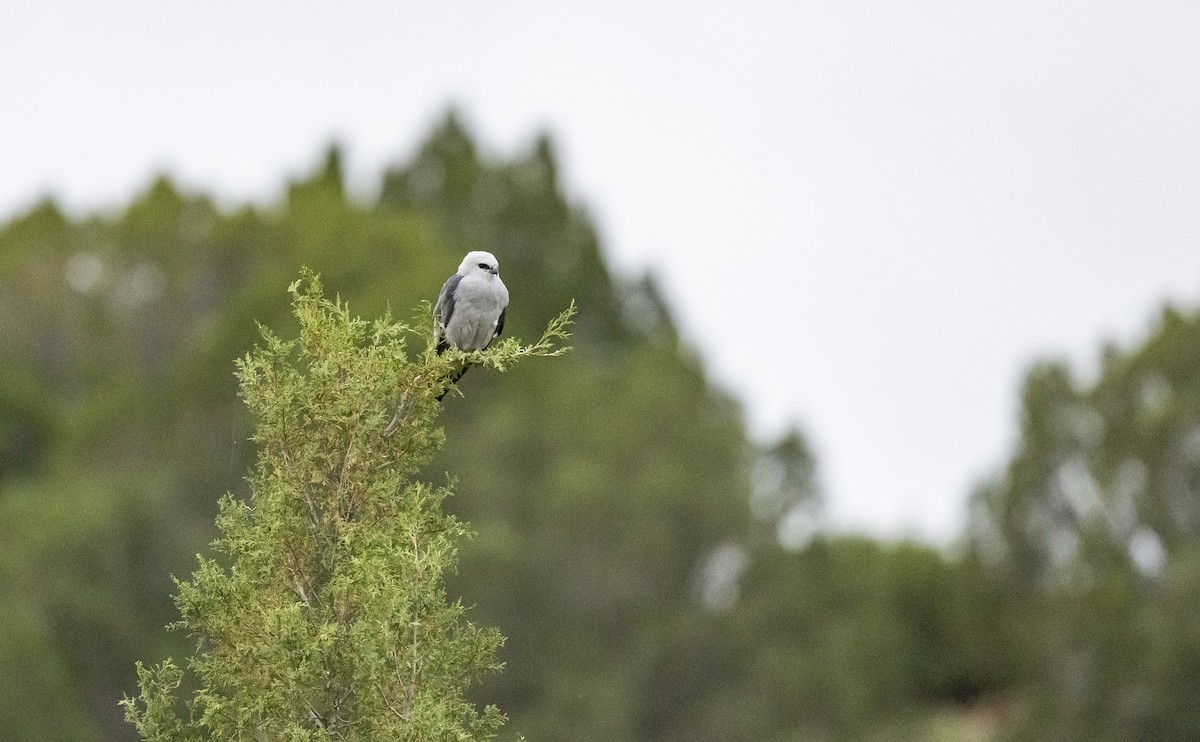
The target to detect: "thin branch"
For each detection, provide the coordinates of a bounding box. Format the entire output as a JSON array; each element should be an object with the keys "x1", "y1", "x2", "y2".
[
  {"x1": 337, "y1": 439, "x2": 355, "y2": 495},
  {"x1": 292, "y1": 578, "x2": 310, "y2": 606},
  {"x1": 336, "y1": 438, "x2": 356, "y2": 521},
  {"x1": 408, "y1": 620, "x2": 420, "y2": 717},
  {"x1": 308, "y1": 706, "x2": 326, "y2": 729},
  {"x1": 377, "y1": 681, "x2": 409, "y2": 722},
  {"x1": 304, "y1": 488, "x2": 321, "y2": 529},
  {"x1": 383, "y1": 375, "x2": 421, "y2": 438},
  {"x1": 517, "y1": 299, "x2": 577, "y2": 358}
]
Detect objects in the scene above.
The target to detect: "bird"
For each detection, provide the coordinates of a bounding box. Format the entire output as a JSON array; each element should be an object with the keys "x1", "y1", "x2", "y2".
[{"x1": 433, "y1": 250, "x2": 509, "y2": 399}]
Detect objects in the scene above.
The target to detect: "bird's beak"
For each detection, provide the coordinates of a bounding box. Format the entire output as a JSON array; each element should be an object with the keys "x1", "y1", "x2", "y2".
[{"x1": 489, "y1": 267, "x2": 499, "y2": 275}]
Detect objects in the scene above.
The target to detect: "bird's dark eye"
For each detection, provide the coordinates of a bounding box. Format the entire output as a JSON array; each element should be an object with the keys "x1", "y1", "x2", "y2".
[{"x1": 478, "y1": 263, "x2": 489, "y2": 270}]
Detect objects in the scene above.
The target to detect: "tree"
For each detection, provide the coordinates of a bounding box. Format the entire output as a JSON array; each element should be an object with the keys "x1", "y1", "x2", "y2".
[
  {"x1": 968, "y1": 304, "x2": 1200, "y2": 740},
  {"x1": 121, "y1": 273, "x2": 572, "y2": 740}
]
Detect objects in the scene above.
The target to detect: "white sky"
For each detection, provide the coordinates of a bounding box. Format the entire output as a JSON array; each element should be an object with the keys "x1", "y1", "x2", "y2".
[{"x1": 4, "y1": 1, "x2": 1200, "y2": 542}]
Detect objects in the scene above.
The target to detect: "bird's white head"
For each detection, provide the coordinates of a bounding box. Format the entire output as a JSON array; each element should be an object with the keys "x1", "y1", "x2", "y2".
[{"x1": 459, "y1": 250, "x2": 501, "y2": 278}]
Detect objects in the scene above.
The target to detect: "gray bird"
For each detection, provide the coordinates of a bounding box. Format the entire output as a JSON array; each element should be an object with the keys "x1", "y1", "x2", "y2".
[{"x1": 433, "y1": 250, "x2": 509, "y2": 398}]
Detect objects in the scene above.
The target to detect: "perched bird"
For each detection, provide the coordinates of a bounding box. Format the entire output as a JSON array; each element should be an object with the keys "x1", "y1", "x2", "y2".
[{"x1": 433, "y1": 250, "x2": 509, "y2": 398}]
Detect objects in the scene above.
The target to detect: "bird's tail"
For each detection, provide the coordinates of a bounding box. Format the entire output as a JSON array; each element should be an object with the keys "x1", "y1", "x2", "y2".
[{"x1": 436, "y1": 364, "x2": 471, "y2": 402}]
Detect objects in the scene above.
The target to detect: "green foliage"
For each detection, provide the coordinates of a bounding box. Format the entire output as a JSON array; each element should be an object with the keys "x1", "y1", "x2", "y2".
[
  {"x1": 632, "y1": 536, "x2": 1004, "y2": 742},
  {"x1": 969, "y1": 304, "x2": 1200, "y2": 739},
  {"x1": 121, "y1": 274, "x2": 571, "y2": 740},
  {"x1": 27, "y1": 110, "x2": 1200, "y2": 742}
]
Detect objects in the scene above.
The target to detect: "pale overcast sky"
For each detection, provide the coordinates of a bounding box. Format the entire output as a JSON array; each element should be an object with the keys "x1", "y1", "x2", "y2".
[{"x1": 4, "y1": 1, "x2": 1200, "y2": 541}]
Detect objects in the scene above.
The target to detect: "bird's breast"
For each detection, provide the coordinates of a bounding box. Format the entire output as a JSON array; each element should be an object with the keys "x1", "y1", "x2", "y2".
[{"x1": 445, "y1": 275, "x2": 508, "y2": 351}]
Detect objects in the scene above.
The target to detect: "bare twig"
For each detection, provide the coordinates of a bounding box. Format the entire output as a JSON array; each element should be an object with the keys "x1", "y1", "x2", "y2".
[
  {"x1": 304, "y1": 488, "x2": 321, "y2": 529},
  {"x1": 293, "y1": 578, "x2": 310, "y2": 606},
  {"x1": 336, "y1": 438, "x2": 356, "y2": 521},
  {"x1": 308, "y1": 706, "x2": 326, "y2": 729},
  {"x1": 377, "y1": 681, "x2": 409, "y2": 722},
  {"x1": 383, "y1": 374, "x2": 422, "y2": 437}
]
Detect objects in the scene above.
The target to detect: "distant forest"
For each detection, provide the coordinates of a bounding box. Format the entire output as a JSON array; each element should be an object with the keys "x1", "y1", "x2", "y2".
[{"x1": 3, "y1": 113, "x2": 1200, "y2": 740}]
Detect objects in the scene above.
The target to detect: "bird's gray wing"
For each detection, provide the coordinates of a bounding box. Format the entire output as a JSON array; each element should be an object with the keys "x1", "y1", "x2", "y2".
[
  {"x1": 434, "y1": 273, "x2": 463, "y2": 354},
  {"x1": 487, "y1": 306, "x2": 506, "y2": 348}
]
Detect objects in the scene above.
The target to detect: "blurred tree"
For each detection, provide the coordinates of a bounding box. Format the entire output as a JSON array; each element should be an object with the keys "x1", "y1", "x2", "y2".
[
  {"x1": 751, "y1": 429, "x2": 823, "y2": 547},
  {"x1": 969, "y1": 304, "x2": 1200, "y2": 739}
]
